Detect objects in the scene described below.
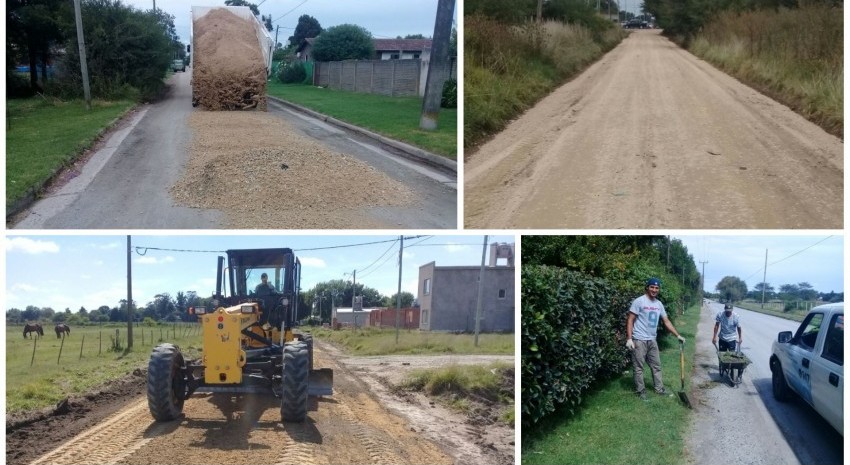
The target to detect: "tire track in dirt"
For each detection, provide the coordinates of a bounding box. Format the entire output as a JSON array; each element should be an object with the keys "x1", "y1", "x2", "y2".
[{"x1": 29, "y1": 401, "x2": 159, "y2": 465}]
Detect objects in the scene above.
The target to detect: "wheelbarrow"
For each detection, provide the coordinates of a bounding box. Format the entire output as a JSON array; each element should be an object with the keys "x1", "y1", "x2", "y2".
[{"x1": 714, "y1": 341, "x2": 751, "y2": 388}]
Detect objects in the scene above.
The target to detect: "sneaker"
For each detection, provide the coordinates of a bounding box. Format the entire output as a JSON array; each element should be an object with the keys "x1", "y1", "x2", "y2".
[
  {"x1": 638, "y1": 391, "x2": 648, "y2": 401},
  {"x1": 655, "y1": 388, "x2": 668, "y2": 395}
]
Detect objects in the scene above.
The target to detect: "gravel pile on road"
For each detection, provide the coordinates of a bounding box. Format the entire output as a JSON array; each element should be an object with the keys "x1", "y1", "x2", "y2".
[
  {"x1": 171, "y1": 112, "x2": 414, "y2": 228},
  {"x1": 192, "y1": 8, "x2": 267, "y2": 110}
]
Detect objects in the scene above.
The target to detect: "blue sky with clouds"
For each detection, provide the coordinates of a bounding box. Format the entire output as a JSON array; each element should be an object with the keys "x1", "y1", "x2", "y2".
[
  {"x1": 5, "y1": 234, "x2": 513, "y2": 312},
  {"x1": 123, "y1": 0, "x2": 455, "y2": 47},
  {"x1": 674, "y1": 234, "x2": 843, "y2": 294}
]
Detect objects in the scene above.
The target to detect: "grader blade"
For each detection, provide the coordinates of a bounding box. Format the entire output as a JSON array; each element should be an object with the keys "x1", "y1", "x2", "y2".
[{"x1": 308, "y1": 368, "x2": 333, "y2": 396}]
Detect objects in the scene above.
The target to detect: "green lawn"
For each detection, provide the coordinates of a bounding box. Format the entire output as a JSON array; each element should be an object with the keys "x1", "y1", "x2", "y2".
[
  {"x1": 267, "y1": 82, "x2": 457, "y2": 159},
  {"x1": 522, "y1": 305, "x2": 701, "y2": 465},
  {"x1": 6, "y1": 98, "x2": 134, "y2": 209},
  {"x1": 306, "y1": 327, "x2": 514, "y2": 355},
  {"x1": 6, "y1": 323, "x2": 201, "y2": 413}
]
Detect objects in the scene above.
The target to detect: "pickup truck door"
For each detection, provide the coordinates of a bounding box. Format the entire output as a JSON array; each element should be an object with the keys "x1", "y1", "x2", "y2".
[
  {"x1": 810, "y1": 313, "x2": 843, "y2": 435},
  {"x1": 786, "y1": 312, "x2": 825, "y2": 405}
]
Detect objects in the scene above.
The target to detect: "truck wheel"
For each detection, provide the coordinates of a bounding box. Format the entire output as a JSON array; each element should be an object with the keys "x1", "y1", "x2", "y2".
[
  {"x1": 281, "y1": 341, "x2": 308, "y2": 422},
  {"x1": 771, "y1": 360, "x2": 792, "y2": 402},
  {"x1": 147, "y1": 343, "x2": 186, "y2": 421}
]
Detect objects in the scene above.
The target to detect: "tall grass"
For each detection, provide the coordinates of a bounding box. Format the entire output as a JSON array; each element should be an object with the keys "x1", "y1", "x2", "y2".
[
  {"x1": 689, "y1": 4, "x2": 842, "y2": 137},
  {"x1": 465, "y1": 15, "x2": 626, "y2": 149}
]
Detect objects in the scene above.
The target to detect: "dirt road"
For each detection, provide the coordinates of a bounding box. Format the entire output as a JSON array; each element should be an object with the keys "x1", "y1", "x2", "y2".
[
  {"x1": 464, "y1": 30, "x2": 843, "y2": 229},
  {"x1": 19, "y1": 343, "x2": 514, "y2": 465},
  {"x1": 12, "y1": 71, "x2": 456, "y2": 229},
  {"x1": 685, "y1": 302, "x2": 843, "y2": 465}
]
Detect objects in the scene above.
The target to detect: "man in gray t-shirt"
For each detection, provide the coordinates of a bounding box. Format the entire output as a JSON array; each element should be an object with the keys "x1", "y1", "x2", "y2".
[
  {"x1": 626, "y1": 277, "x2": 686, "y2": 400},
  {"x1": 713, "y1": 303, "x2": 743, "y2": 381}
]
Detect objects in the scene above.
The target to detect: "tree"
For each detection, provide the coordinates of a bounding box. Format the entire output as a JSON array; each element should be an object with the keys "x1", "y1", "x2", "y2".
[
  {"x1": 7, "y1": 308, "x2": 23, "y2": 324},
  {"x1": 797, "y1": 282, "x2": 818, "y2": 301},
  {"x1": 752, "y1": 282, "x2": 775, "y2": 300},
  {"x1": 224, "y1": 0, "x2": 259, "y2": 16},
  {"x1": 288, "y1": 14, "x2": 322, "y2": 46},
  {"x1": 6, "y1": 0, "x2": 67, "y2": 93},
  {"x1": 311, "y1": 24, "x2": 374, "y2": 61},
  {"x1": 383, "y1": 292, "x2": 415, "y2": 308},
  {"x1": 715, "y1": 276, "x2": 748, "y2": 303}
]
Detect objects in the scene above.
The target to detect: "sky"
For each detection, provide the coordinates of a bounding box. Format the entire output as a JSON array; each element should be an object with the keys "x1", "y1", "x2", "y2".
[
  {"x1": 674, "y1": 235, "x2": 843, "y2": 295},
  {"x1": 4, "y1": 234, "x2": 513, "y2": 312},
  {"x1": 123, "y1": 0, "x2": 454, "y2": 47}
]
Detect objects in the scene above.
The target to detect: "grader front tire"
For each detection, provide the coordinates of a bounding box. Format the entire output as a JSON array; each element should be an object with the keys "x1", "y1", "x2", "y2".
[
  {"x1": 280, "y1": 341, "x2": 309, "y2": 423},
  {"x1": 147, "y1": 343, "x2": 186, "y2": 421}
]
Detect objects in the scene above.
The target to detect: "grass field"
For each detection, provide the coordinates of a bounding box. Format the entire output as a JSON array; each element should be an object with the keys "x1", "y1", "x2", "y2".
[
  {"x1": 522, "y1": 305, "x2": 701, "y2": 465},
  {"x1": 6, "y1": 98, "x2": 135, "y2": 209},
  {"x1": 306, "y1": 327, "x2": 514, "y2": 355},
  {"x1": 6, "y1": 323, "x2": 201, "y2": 413},
  {"x1": 266, "y1": 82, "x2": 457, "y2": 159}
]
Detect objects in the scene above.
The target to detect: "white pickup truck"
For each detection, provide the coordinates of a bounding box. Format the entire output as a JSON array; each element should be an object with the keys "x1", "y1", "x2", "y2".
[{"x1": 769, "y1": 302, "x2": 843, "y2": 435}]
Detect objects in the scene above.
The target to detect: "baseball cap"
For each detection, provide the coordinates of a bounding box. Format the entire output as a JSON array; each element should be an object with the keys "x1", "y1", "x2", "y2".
[
  {"x1": 646, "y1": 277, "x2": 661, "y2": 287},
  {"x1": 724, "y1": 303, "x2": 733, "y2": 310}
]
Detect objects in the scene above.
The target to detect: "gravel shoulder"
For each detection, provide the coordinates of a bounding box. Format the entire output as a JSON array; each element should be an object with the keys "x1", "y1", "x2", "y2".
[{"x1": 464, "y1": 30, "x2": 843, "y2": 229}]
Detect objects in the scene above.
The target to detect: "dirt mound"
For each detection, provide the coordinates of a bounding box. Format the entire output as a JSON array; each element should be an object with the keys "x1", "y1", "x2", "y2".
[
  {"x1": 192, "y1": 8, "x2": 267, "y2": 110},
  {"x1": 171, "y1": 112, "x2": 414, "y2": 228}
]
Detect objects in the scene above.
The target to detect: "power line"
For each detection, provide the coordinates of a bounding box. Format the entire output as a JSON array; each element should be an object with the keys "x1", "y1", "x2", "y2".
[
  {"x1": 133, "y1": 236, "x2": 429, "y2": 256},
  {"x1": 742, "y1": 236, "x2": 835, "y2": 282},
  {"x1": 356, "y1": 239, "x2": 400, "y2": 275},
  {"x1": 273, "y1": 0, "x2": 309, "y2": 23}
]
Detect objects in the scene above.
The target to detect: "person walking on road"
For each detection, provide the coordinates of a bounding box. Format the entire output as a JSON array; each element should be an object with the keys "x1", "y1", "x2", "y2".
[
  {"x1": 713, "y1": 303, "x2": 744, "y2": 382},
  {"x1": 626, "y1": 277, "x2": 687, "y2": 400}
]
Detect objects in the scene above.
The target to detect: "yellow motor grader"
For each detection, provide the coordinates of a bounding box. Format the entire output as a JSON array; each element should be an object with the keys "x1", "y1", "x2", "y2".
[{"x1": 146, "y1": 248, "x2": 332, "y2": 423}]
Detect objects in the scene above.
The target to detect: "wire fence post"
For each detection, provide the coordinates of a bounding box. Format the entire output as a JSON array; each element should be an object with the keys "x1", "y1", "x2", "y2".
[
  {"x1": 99, "y1": 329, "x2": 102, "y2": 355},
  {"x1": 79, "y1": 335, "x2": 86, "y2": 360},
  {"x1": 31, "y1": 337, "x2": 37, "y2": 366},
  {"x1": 57, "y1": 333, "x2": 66, "y2": 364}
]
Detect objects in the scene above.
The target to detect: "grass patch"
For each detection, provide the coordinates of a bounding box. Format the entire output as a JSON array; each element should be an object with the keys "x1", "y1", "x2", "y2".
[
  {"x1": 399, "y1": 363, "x2": 514, "y2": 425},
  {"x1": 688, "y1": 5, "x2": 842, "y2": 137},
  {"x1": 6, "y1": 97, "x2": 135, "y2": 209},
  {"x1": 522, "y1": 305, "x2": 701, "y2": 465},
  {"x1": 6, "y1": 323, "x2": 201, "y2": 413},
  {"x1": 307, "y1": 326, "x2": 514, "y2": 355},
  {"x1": 266, "y1": 82, "x2": 457, "y2": 159},
  {"x1": 733, "y1": 302, "x2": 808, "y2": 322},
  {"x1": 464, "y1": 16, "x2": 626, "y2": 149}
]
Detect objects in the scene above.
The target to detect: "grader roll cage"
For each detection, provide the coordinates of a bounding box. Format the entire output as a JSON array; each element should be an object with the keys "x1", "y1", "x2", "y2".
[{"x1": 146, "y1": 248, "x2": 333, "y2": 423}]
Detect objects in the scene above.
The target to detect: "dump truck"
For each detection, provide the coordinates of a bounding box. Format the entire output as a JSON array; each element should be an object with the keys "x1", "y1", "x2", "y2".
[
  {"x1": 189, "y1": 6, "x2": 274, "y2": 110},
  {"x1": 146, "y1": 248, "x2": 333, "y2": 423}
]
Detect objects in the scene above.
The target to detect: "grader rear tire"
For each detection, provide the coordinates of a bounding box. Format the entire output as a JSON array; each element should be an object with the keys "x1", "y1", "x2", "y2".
[
  {"x1": 147, "y1": 343, "x2": 186, "y2": 421},
  {"x1": 281, "y1": 341, "x2": 309, "y2": 422},
  {"x1": 302, "y1": 333, "x2": 314, "y2": 372}
]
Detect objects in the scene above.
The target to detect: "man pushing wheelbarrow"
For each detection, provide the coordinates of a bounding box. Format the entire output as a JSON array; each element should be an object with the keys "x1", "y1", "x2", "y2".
[{"x1": 712, "y1": 303, "x2": 749, "y2": 386}]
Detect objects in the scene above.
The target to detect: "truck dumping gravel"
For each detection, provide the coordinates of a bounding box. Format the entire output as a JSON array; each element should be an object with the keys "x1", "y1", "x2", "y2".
[{"x1": 191, "y1": 7, "x2": 270, "y2": 110}]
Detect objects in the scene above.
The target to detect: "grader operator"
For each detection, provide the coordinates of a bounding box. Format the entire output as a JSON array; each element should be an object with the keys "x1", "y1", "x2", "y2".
[{"x1": 146, "y1": 248, "x2": 332, "y2": 423}]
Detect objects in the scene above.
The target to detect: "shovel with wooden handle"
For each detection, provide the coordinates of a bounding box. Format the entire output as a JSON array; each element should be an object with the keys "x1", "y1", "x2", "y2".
[{"x1": 678, "y1": 340, "x2": 692, "y2": 409}]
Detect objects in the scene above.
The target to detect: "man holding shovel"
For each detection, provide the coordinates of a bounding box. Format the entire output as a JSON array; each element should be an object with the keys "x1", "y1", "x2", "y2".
[
  {"x1": 713, "y1": 303, "x2": 744, "y2": 382},
  {"x1": 625, "y1": 277, "x2": 686, "y2": 400}
]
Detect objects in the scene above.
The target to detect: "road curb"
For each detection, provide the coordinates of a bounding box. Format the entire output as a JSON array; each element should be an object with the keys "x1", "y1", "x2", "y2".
[{"x1": 267, "y1": 95, "x2": 457, "y2": 175}]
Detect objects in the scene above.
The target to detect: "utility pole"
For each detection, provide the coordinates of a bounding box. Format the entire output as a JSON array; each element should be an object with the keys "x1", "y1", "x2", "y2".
[
  {"x1": 126, "y1": 236, "x2": 134, "y2": 349},
  {"x1": 537, "y1": 0, "x2": 543, "y2": 22},
  {"x1": 273, "y1": 25, "x2": 280, "y2": 57},
  {"x1": 761, "y1": 249, "x2": 768, "y2": 309},
  {"x1": 699, "y1": 260, "x2": 708, "y2": 302},
  {"x1": 474, "y1": 235, "x2": 488, "y2": 347},
  {"x1": 666, "y1": 235, "x2": 671, "y2": 271},
  {"x1": 73, "y1": 0, "x2": 92, "y2": 110},
  {"x1": 419, "y1": 0, "x2": 454, "y2": 130},
  {"x1": 395, "y1": 235, "x2": 404, "y2": 344}
]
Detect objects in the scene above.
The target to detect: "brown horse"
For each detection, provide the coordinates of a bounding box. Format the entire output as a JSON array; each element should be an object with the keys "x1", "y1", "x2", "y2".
[
  {"x1": 23, "y1": 323, "x2": 44, "y2": 338},
  {"x1": 55, "y1": 323, "x2": 71, "y2": 338}
]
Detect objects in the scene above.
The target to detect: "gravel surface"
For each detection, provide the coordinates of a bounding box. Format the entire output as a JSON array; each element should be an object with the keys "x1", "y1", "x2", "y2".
[{"x1": 171, "y1": 112, "x2": 415, "y2": 228}]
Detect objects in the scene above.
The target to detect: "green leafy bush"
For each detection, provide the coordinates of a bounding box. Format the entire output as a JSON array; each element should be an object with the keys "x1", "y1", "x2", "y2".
[
  {"x1": 279, "y1": 61, "x2": 307, "y2": 83},
  {"x1": 441, "y1": 78, "x2": 457, "y2": 108},
  {"x1": 522, "y1": 265, "x2": 633, "y2": 427}
]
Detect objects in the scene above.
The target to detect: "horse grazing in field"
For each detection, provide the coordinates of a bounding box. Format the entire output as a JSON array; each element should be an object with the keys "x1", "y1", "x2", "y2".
[
  {"x1": 55, "y1": 323, "x2": 71, "y2": 338},
  {"x1": 23, "y1": 323, "x2": 44, "y2": 339}
]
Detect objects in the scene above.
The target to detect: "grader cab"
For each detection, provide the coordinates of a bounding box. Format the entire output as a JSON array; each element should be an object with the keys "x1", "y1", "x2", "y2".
[{"x1": 146, "y1": 248, "x2": 332, "y2": 423}]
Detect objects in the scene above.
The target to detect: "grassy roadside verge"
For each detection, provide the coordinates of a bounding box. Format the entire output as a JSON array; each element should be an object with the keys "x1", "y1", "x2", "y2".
[
  {"x1": 465, "y1": 17, "x2": 627, "y2": 151},
  {"x1": 6, "y1": 324, "x2": 201, "y2": 413},
  {"x1": 522, "y1": 305, "x2": 700, "y2": 465},
  {"x1": 398, "y1": 363, "x2": 515, "y2": 425},
  {"x1": 266, "y1": 82, "x2": 457, "y2": 159},
  {"x1": 305, "y1": 327, "x2": 514, "y2": 355},
  {"x1": 733, "y1": 302, "x2": 808, "y2": 322},
  {"x1": 6, "y1": 98, "x2": 135, "y2": 211},
  {"x1": 687, "y1": 5, "x2": 842, "y2": 138}
]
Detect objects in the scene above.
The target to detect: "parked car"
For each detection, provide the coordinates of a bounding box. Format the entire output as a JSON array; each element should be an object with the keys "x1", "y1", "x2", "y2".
[
  {"x1": 770, "y1": 302, "x2": 843, "y2": 435},
  {"x1": 172, "y1": 59, "x2": 186, "y2": 72}
]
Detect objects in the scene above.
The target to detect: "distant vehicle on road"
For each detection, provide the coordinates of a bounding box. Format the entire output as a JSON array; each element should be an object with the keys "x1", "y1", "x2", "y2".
[
  {"x1": 770, "y1": 302, "x2": 843, "y2": 435},
  {"x1": 172, "y1": 59, "x2": 186, "y2": 72}
]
